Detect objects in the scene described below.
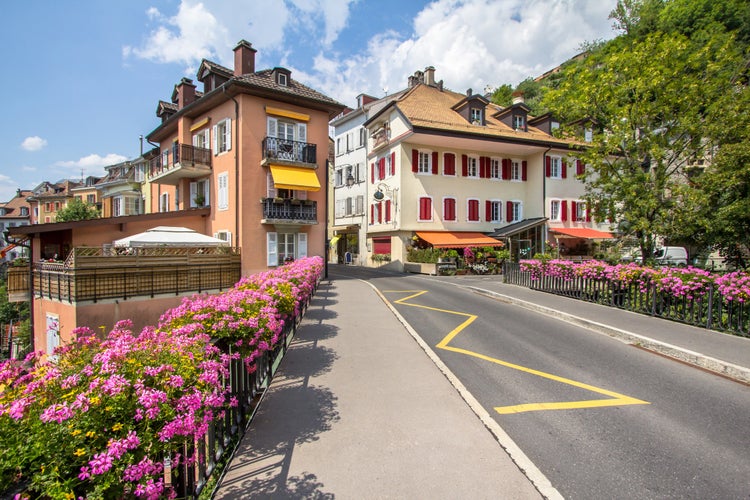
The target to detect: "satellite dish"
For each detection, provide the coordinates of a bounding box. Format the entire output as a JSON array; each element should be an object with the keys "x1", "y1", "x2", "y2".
[{"x1": 373, "y1": 190, "x2": 384, "y2": 200}]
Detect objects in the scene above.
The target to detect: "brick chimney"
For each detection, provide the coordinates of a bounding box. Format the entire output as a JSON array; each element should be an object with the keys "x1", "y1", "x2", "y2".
[
  {"x1": 233, "y1": 40, "x2": 257, "y2": 76},
  {"x1": 175, "y1": 78, "x2": 196, "y2": 109},
  {"x1": 424, "y1": 66, "x2": 436, "y2": 86}
]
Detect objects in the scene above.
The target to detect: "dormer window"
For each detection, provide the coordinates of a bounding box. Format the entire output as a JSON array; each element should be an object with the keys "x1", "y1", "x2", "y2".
[
  {"x1": 584, "y1": 127, "x2": 593, "y2": 142},
  {"x1": 513, "y1": 114, "x2": 526, "y2": 131},
  {"x1": 470, "y1": 108, "x2": 484, "y2": 125},
  {"x1": 278, "y1": 73, "x2": 288, "y2": 86},
  {"x1": 272, "y1": 67, "x2": 292, "y2": 87}
]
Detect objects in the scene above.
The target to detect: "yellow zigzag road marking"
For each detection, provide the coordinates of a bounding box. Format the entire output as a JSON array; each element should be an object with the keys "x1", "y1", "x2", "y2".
[{"x1": 386, "y1": 290, "x2": 649, "y2": 415}]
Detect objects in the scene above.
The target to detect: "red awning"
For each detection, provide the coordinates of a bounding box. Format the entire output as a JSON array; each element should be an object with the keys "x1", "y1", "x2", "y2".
[
  {"x1": 415, "y1": 231, "x2": 504, "y2": 248},
  {"x1": 550, "y1": 228, "x2": 614, "y2": 239}
]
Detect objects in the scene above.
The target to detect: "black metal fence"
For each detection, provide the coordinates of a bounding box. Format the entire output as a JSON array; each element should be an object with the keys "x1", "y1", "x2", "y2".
[
  {"x1": 261, "y1": 198, "x2": 317, "y2": 222},
  {"x1": 262, "y1": 137, "x2": 317, "y2": 164},
  {"x1": 503, "y1": 262, "x2": 749, "y2": 337}
]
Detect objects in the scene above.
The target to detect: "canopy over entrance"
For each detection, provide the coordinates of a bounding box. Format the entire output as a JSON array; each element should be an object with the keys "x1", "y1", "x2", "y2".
[
  {"x1": 270, "y1": 165, "x2": 321, "y2": 191},
  {"x1": 549, "y1": 227, "x2": 614, "y2": 239},
  {"x1": 113, "y1": 226, "x2": 229, "y2": 247},
  {"x1": 415, "y1": 231, "x2": 504, "y2": 249}
]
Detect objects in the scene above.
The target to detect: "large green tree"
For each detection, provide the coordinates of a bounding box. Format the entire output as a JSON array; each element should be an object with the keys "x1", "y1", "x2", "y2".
[
  {"x1": 542, "y1": 6, "x2": 746, "y2": 260},
  {"x1": 55, "y1": 198, "x2": 100, "y2": 222}
]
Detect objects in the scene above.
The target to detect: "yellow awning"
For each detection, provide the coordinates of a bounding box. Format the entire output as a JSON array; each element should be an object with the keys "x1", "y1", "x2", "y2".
[{"x1": 270, "y1": 165, "x2": 321, "y2": 191}]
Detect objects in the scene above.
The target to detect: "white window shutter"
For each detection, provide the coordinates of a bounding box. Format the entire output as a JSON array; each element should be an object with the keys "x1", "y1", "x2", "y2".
[
  {"x1": 267, "y1": 232, "x2": 278, "y2": 266},
  {"x1": 189, "y1": 182, "x2": 197, "y2": 208},
  {"x1": 267, "y1": 117, "x2": 277, "y2": 138},
  {"x1": 192, "y1": 134, "x2": 198, "y2": 147},
  {"x1": 203, "y1": 179, "x2": 210, "y2": 206},
  {"x1": 267, "y1": 172, "x2": 277, "y2": 198},
  {"x1": 225, "y1": 119, "x2": 232, "y2": 151},
  {"x1": 212, "y1": 125, "x2": 218, "y2": 155},
  {"x1": 297, "y1": 123, "x2": 307, "y2": 143},
  {"x1": 296, "y1": 189, "x2": 307, "y2": 200},
  {"x1": 297, "y1": 232, "x2": 307, "y2": 258}
]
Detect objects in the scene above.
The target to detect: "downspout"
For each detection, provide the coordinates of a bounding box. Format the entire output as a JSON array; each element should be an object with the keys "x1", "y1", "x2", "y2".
[
  {"x1": 223, "y1": 85, "x2": 240, "y2": 248},
  {"x1": 542, "y1": 146, "x2": 552, "y2": 255}
]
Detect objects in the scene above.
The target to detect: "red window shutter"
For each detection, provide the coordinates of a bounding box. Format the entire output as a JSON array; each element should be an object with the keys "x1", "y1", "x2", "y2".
[
  {"x1": 486, "y1": 200, "x2": 492, "y2": 221},
  {"x1": 448, "y1": 153, "x2": 456, "y2": 175},
  {"x1": 571, "y1": 201, "x2": 577, "y2": 221},
  {"x1": 371, "y1": 162, "x2": 375, "y2": 183},
  {"x1": 522, "y1": 161, "x2": 528, "y2": 181},
  {"x1": 462, "y1": 155, "x2": 468, "y2": 176},
  {"x1": 586, "y1": 205, "x2": 592, "y2": 222},
  {"x1": 370, "y1": 204, "x2": 374, "y2": 224},
  {"x1": 378, "y1": 201, "x2": 383, "y2": 223},
  {"x1": 483, "y1": 156, "x2": 491, "y2": 178},
  {"x1": 479, "y1": 157, "x2": 485, "y2": 178},
  {"x1": 432, "y1": 151, "x2": 438, "y2": 175},
  {"x1": 561, "y1": 160, "x2": 567, "y2": 178},
  {"x1": 561, "y1": 200, "x2": 568, "y2": 221},
  {"x1": 385, "y1": 200, "x2": 391, "y2": 222},
  {"x1": 545, "y1": 156, "x2": 551, "y2": 177},
  {"x1": 506, "y1": 201, "x2": 513, "y2": 222},
  {"x1": 576, "y1": 159, "x2": 584, "y2": 176},
  {"x1": 502, "y1": 159, "x2": 510, "y2": 180},
  {"x1": 391, "y1": 152, "x2": 396, "y2": 176},
  {"x1": 412, "y1": 149, "x2": 419, "y2": 173},
  {"x1": 379, "y1": 157, "x2": 386, "y2": 180}
]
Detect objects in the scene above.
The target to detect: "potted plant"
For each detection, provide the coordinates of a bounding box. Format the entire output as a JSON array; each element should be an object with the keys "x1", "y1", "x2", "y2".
[{"x1": 194, "y1": 193, "x2": 205, "y2": 207}]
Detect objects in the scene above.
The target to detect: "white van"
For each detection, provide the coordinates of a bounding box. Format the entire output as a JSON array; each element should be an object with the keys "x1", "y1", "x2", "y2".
[{"x1": 653, "y1": 246, "x2": 688, "y2": 267}]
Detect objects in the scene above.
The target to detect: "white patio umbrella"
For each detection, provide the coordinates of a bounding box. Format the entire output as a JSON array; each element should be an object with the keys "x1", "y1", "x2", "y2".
[{"x1": 112, "y1": 226, "x2": 229, "y2": 247}]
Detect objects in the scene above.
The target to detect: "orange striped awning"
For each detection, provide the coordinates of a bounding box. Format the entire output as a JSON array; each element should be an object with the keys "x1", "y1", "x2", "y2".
[
  {"x1": 550, "y1": 228, "x2": 614, "y2": 239},
  {"x1": 415, "y1": 231, "x2": 504, "y2": 249}
]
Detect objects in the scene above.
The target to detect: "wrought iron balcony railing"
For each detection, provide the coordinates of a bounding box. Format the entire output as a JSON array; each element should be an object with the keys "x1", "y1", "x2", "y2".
[
  {"x1": 149, "y1": 144, "x2": 212, "y2": 180},
  {"x1": 262, "y1": 137, "x2": 317, "y2": 165},
  {"x1": 261, "y1": 198, "x2": 317, "y2": 224}
]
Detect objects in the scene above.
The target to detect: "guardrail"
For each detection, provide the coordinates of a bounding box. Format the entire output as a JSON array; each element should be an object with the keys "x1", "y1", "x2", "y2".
[{"x1": 503, "y1": 262, "x2": 749, "y2": 336}]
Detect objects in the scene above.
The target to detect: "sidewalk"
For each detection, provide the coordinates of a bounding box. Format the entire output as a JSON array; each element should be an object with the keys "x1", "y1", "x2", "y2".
[
  {"x1": 213, "y1": 275, "x2": 544, "y2": 499},
  {"x1": 443, "y1": 276, "x2": 750, "y2": 385}
]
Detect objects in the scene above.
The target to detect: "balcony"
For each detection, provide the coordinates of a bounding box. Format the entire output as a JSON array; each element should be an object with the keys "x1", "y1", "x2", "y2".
[
  {"x1": 262, "y1": 137, "x2": 317, "y2": 167},
  {"x1": 261, "y1": 198, "x2": 317, "y2": 225},
  {"x1": 149, "y1": 144, "x2": 212, "y2": 185},
  {"x1": 6, "y1": 266, "x2": 30, "y2": 303},
  {"x1": 27, "y1": 247, "x2": 241, "y2": 303}
]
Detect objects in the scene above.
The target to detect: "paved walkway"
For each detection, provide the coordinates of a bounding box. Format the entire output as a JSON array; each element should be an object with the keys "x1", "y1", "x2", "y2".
[{"x1": 213, "y1": 268, "x2": 750, "y2": 499}]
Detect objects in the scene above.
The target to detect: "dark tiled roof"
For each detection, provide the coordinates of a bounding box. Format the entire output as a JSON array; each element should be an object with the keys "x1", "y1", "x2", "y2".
[{"x1": 237, "y1": 69, "x2": 344, "y2": 108}]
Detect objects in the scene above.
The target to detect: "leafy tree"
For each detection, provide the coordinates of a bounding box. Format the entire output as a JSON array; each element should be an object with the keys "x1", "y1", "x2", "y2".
[
  {"x1": 542, "y1": 29, "x2": 744, "y2": 260},
  {"x1": 489, "y1": 84, "x2": 513, "y2": 106},
  {"x1": 55, "y1": 197, "x2": 100, "y2": 222}
]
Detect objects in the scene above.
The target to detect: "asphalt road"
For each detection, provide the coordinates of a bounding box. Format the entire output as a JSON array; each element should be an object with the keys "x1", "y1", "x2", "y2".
[{"x1": 331, "y1": 266, "x2": 750, "y2": 499}]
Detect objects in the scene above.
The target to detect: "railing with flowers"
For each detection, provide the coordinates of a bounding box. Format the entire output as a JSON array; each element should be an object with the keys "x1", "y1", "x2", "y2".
[
  {"x1": 503, "y1": 260, "x2": 749, "y2": 336},
  {"x1": 0, "y1": 256, "x2": 324, "y2": 499}
]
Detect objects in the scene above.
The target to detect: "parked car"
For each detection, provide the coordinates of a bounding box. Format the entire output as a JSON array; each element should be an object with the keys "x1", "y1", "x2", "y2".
[{"x1": 653, "y1": 246, "x2": 688, "y2": 267}]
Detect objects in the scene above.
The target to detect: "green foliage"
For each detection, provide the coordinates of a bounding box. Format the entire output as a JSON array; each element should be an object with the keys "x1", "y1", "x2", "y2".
[
  {"x1": 55, "y1": 198, "x2": 100, "y2": 223},
  {"x1": 407, "y1": 247, "x2": 440, "y2": 263},
  {"x1": 489, "y1": 84, "x2": 513, "y2": 106},
  {"x1": 0, "y1": 284, "x2": 29, "y2": 325},
  {"x1": 371, "y1": 253, "x2": 391, "y2": 263}
]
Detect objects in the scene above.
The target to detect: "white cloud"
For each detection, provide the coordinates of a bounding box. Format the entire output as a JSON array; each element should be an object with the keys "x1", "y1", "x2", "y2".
[
  {"x1": 21, "y1": 136, "x2": 47, "y2": 152},
  {"x1": 55, "y1": 153, "x2": 129, "y2": 178},
  {"x1": 0, "y1": 174, "x2": 20, "y2": 203}
]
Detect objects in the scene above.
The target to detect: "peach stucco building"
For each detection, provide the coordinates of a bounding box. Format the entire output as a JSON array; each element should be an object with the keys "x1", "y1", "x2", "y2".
[{"x1": 7, "y1": 40, "x2": 344, "y2": 355}]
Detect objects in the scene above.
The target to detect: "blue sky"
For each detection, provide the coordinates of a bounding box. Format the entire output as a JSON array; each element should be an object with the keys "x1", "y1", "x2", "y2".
[{"x1": 0, "y1": 0, "x2": 618, "y2": 202}]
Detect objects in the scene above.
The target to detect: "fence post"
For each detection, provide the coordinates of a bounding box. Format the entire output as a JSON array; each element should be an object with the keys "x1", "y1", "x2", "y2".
[{"x1": 706, "y1": 285, "x2": 714, "y2": 331}]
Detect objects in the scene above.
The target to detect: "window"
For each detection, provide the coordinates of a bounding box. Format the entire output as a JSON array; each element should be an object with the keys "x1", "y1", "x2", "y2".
[
  {"x1": 511, "y1": 161, "x2": 522, "y2": 181},
  {"x1": 278, "y1": 73, "x2": 288, "y2": 86},
  {"x1": 513, "y1": 114, "x2": 526, "y2": 130},
  {"x1": 113, "y1": 196, "x2": 122, "y2": 217},
  {"x1": 470, "y1": 108, "x2": 483, "y2": 124},
  {"x1": 213, "y1": 118, "x2": 232, "y2": 154},
  {"x1": 335, "y1": 168, "x2": 343, "y2": 187},
  {"x1": 218, "y1": 172, "x2": 229, "y2": 210},
  {"x1": 574, "y1": 201, "x2": 587, "y2": 222},
  {"x1": 345, "y1": 197, "x2": 353, "y2": 216},
  {"x1": 214, "y1": 230, "x2": 232, "y2": 246},
  {"x1": 467, "y1": 156, "x2": 478, "y2": 177},
  {"x1": 359, "y1": 128, "x2": 367, "y2": 147},
  {"x1": 490, "y1": 158, "x2": 501, "y2": 179},
  {"x1": 190, "y1": 179, "x2": 210, "y2": 208},
  {"x1": 55, "y1": 202, "x2": 61, "y2": 211},
  {"x1": 45, "y1": 203, "x2": 51, "y2": 212},
  {"x1": 134, "y1": 164, "x2": 146, "y2": 182},
  {"x1": 372, "y1": 202, "x2": 381, "y2": 224},
  {"x1": 467, "y1": 199, "x2": 480, "y2": 222},
  {"x1": 549, "y1": 156, "x2": 562, "y2": 178},
  {"x1": 584, "y1": 127, "x2": 593, "y2": 142},
  {"x1": 550, "y1": 200, "x2": 561, "y2": 221},
  {"x1": 20, "y1": 207, "x2": 28, "y2": 216},
  {"x1": 551, "y1": 121, "x2": 560, "y2": 131},
  {"x1": 160, "y1": 192, "x2": 170, "y2": 213},
  {"x1": 418, "y1": 152, "x2": 431, "y2": 174},
  {"x1": 507, "y1": 201, "x2": 522, "y2": 223},
  {"x1": 193, "y1": 128, "x2": 210, "y2": 150},
  {"x1": 44, "y1": 216, "x2": 50, "y2": 223},
  {"x1": 373, "y1": 236, "x2": 391, "y2": 255},
  {"x1": 46, "y1": 314, "x2": 60, "y2": 361},
  {"x1": 418, "y1": 197, "x2": 433, "y2": 222},
  {"x1": 336, "y1": 138, "x2": 342, "y2": 155},
  {"x1": 443, "y1": 197, "x2": 457, "y2": 222},
  {"x1": 488, "y1": 201, "x2": 502, "y2": 223},
  {"x1": 266, "y1": 232, "x2": 306, "y2": 267}
]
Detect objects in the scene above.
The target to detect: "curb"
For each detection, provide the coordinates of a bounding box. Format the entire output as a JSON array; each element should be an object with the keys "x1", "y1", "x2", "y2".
[{"x1": 465, "y1": 286, "x2": 750, "y2": 385}]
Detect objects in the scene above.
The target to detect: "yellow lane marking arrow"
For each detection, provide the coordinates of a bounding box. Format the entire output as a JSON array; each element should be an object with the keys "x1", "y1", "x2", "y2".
[{"x1": 386, "y1": 290, "x2": 649, "y2": 415}]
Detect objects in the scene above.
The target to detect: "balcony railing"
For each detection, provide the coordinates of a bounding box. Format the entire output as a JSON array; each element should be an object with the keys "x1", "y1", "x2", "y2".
[
  {"x1": 6, "y1": 266, "x2": 30, "y2": 303},
  {"x1": 262, "y1": 137, "x2": 317, "y2": 165},
  {"x1": 149, "y1": 144, "x2": 212, "y2": 183},
  {"x1": 30, "y1": 247, "x2": 241, "y2": 303},
  {"x1": 261, "y1": 198, "x2": 317, "y2": 224}
]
